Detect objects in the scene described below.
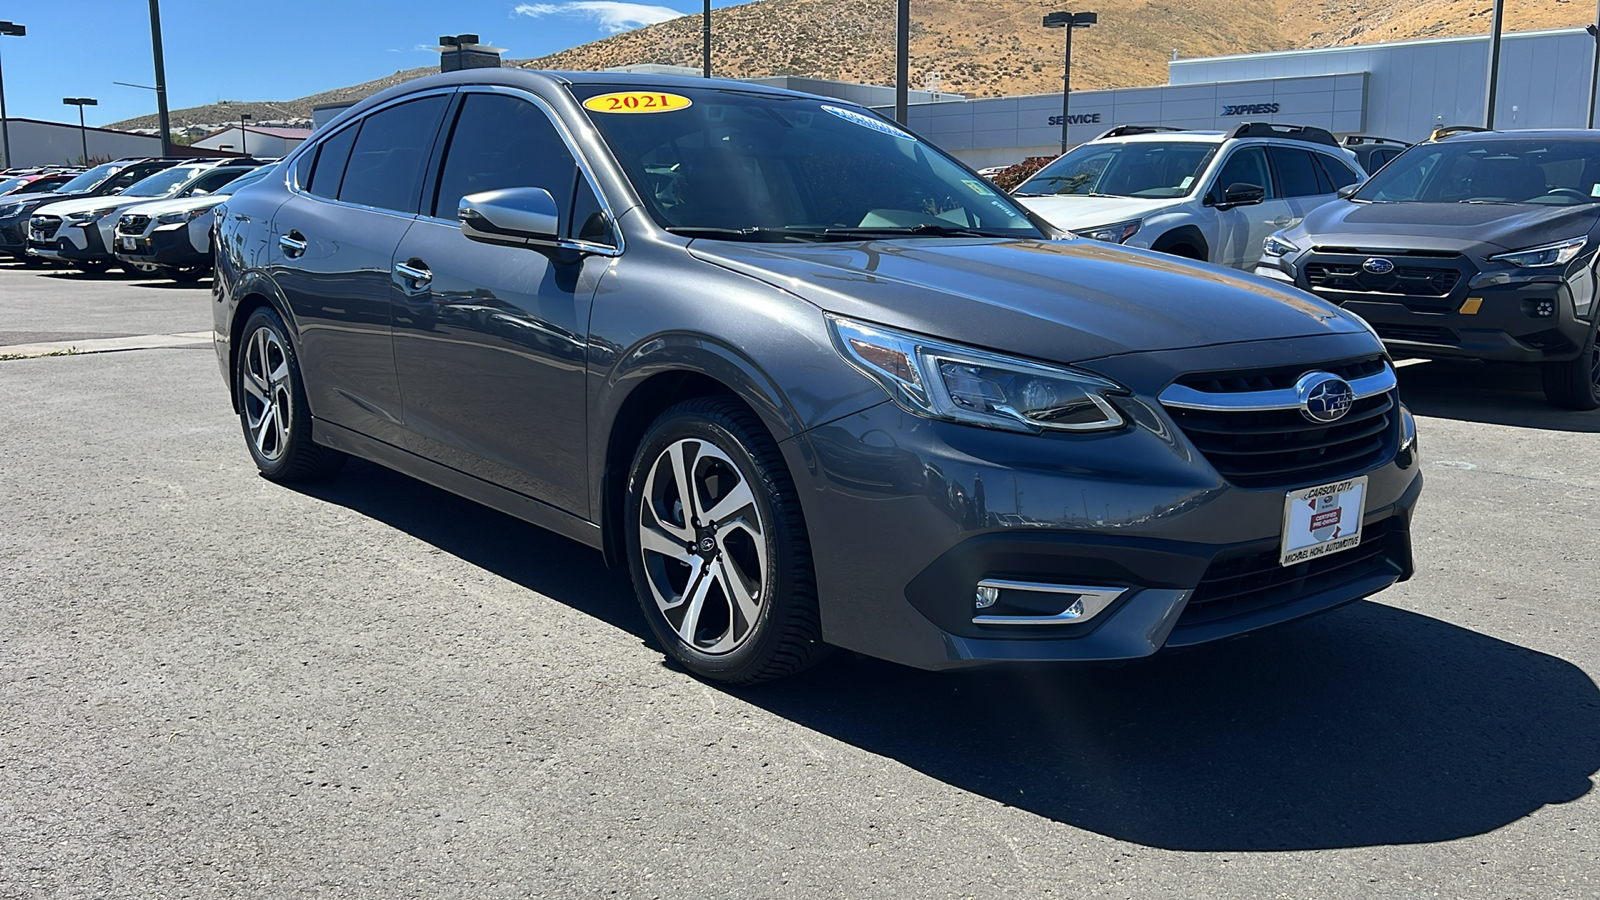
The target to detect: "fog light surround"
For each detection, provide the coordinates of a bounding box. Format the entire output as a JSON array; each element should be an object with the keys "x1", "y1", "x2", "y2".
[{"x1": 972, "y1": 579, "x2": 1127, "y2": 626}]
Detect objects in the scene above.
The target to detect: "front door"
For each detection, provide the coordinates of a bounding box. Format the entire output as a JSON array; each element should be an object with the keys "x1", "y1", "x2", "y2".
[{"x1": 391, "y1": 89, "x2": 612, "y2": 517}]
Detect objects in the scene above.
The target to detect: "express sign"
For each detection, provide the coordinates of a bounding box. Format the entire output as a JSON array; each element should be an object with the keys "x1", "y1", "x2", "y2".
[{"x1": 1221, "y1": 103, "x2": 1280, "y2": 116}]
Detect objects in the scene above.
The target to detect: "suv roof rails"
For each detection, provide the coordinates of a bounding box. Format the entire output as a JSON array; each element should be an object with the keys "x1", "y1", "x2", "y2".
[
  {"x1": 1225, "y1": 122, "x2": 1339, "y2": 148},
  {"x1": 1342, "y1": 134, "x2": 1412, "y2": 147},
  {"x1": 1428, "y1": 124, "x2": 1491, "y2": 141},
  {"x1": 1094, "y1": 124, "x2": 1187, "y2": 141}
]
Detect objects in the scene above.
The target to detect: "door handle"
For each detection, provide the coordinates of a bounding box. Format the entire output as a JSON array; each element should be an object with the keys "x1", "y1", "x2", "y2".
[
  {"x1": 279, "y1": 231, "x2": 307, "y2": 257},
  {"x1": 394, "y1": 260, "x2": 432, "y2": 289},
  {"x1": 1271, "y1": 215, "x2": 1292, "y2": 227}
]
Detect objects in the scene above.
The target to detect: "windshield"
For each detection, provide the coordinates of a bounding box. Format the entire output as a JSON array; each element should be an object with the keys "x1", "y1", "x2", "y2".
[
  {"x1": 574, "y1": 85, "x2": 1041, "y2": 241},
  {"x1": 55, "y1": 162, "x2": 122, "y2": 195},
  {"x1": 0, "y1": 177, "x2": 24, "y2": 195},
  {"x1": 1356, "y1": 139, "x2": 1600, "y2": 205},
  {"x1": 1017, "y1": 141, "x2": 1219, "y2": 198},
  {"x1": 122, "y1": 167, "x2": 207, "y2": 199}
]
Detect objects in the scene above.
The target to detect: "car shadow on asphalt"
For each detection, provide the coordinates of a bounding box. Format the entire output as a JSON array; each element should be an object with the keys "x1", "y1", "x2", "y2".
[
  {"x1": 292, "y1": 458, "x2": 1600, "y2": 853},
  {"x1": 1396, "y1": 359, "x2": 1600, "y2": 433}
]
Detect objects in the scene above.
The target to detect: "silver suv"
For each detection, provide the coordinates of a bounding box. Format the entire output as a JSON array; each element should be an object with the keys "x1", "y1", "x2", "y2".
[{"x1": 1012, "y1": 124, "x2": 1367, "y2": 270}]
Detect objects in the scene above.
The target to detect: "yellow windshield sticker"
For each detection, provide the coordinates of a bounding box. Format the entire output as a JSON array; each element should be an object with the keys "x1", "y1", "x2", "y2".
[{"x1": 583, "y1": 91, "x2": 693, "y2": 114}]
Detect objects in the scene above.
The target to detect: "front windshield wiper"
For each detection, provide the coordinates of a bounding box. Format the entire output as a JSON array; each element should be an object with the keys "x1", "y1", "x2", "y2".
[
  {"x1": 664, "y1": 226, "x2": 837, "y2": 243},
  {"x1": 815, "y1": 224, "x2": 1029, "y2": 239}
]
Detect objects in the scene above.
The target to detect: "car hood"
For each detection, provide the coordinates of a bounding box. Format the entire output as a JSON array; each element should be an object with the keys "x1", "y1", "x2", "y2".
[
  {"x1": 1297, "y1": 200, "x2": 1600, "y2": 253},
  {"x1": 0, "y1": 191, "x2": 78, "y2": 216},
  {"x1": 687, "y1": 237, "x2": 1366, "y2": 365},
  {"x1": 120, "y1": 195, "x2": 225, "y2": 217},
  {"x1": 32, "y1": 195, "x2": 148, "y2": 218},
  {"x1": 1012, "y1": 195, "x2": 1182, "y2": 231}
]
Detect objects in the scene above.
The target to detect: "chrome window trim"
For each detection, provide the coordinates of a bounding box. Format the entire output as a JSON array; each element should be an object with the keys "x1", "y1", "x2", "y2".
[
  {"x1": 1158, "y1": 363, "x2": 1397, "y2": 412},
  {"x1": 412, "y1": 84, "x2": 624, "y2": 258}
]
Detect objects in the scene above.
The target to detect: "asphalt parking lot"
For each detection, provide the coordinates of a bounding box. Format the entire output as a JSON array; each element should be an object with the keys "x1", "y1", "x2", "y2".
[{"x1": 2, "y1": 261, "x2": 1597, "y2": 899}]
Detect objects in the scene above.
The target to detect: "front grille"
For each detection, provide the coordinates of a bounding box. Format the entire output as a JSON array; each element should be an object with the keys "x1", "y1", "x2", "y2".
[
  {"x1": 1179, "y1": 517, "x2": 1402, "y2": 628},
  {"x1": 117, "y1": 214, "x2": 149, "y2": 235},
  {"x1": 30, "y1": 215, "x2": 61, "y2": 240},
  {"x1": 1375, "y1": 323, "x2": 1460, "y2": 345},
  {"x1": 1304, "y1": 262, "x2": 1461, "y2": 299},
  {"x1": 1174, "y1": 355, "x2": 1387, "y2": 395}
]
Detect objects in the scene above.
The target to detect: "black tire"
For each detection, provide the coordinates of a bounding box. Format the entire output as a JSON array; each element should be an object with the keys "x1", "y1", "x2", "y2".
[
  {"x1": 1540, "y1": 316, "x2": 1600, "y2": 410},
  {"x1": 167, "y1": 265, "x2": 206, "y2": 283},
  {"x1": 624, "y1": 396, "x2": 828, "y2": 684},
  {"x1": 234, "y1": 306, "x2": 346, "y2": 482},
  {"x1": 73, "y1": 259, "x2": 113, "y2": 276}
]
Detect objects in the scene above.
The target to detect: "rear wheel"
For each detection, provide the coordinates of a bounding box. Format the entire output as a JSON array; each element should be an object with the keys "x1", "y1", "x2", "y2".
[
  {"x1": 1541, "y1": 316, "x2": 1600, "y2": 410},
  {"x1": 624, "y1": 397, "x2": 827, "y2": 684},
  {"x1": 235, "y1": 306, "x2": 346, "y2": 481}
]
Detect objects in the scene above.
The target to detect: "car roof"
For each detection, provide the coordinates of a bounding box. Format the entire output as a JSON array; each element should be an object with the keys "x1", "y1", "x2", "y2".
[
  {"x1": 1095, "y1": 131, "x2": 1227, "y2": 144},
  {"x1": 1436, "y1": 129, "x2": 1600, "y2": 143}
]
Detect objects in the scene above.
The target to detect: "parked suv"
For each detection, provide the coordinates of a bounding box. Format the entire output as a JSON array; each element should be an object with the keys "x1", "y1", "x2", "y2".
[
  {"x1": 112, "y1": 162, "x2": 273, "y2": 281},
  {"x1": 1255, "y1": 129, "x2": 1600, "y2": 409},
  {"x1": 1341, "y1": 135, "x2": 1411, "y2": 174},
  {"x1": 28, "y1": 159, "x2": 258, "y2": 274},
  {"x1": 1012, "y1": 123, "x2": 1367, "y2": 269},
  {"x1": 0, "y1": 158, "x2": 188, "y2": 263},
  {"x1": 214, "y1": 71, "x2": 1420, "y2": 684}
]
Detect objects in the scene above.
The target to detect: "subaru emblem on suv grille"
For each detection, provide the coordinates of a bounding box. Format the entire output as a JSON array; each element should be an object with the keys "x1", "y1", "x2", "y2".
[
  {"x1": 1362, "y1": 257, "x2": 1395, "y2": 275},
  {"x1": 1297, "y1": 372, "x2": 1356, "y2": 423}
]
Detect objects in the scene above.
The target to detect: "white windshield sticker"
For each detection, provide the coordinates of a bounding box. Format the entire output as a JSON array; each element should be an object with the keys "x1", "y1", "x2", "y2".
[
  {"x1": 1591, "y1": 183, "x2": 1600, "y2": 198},
  {"x1": 821, "y1": 105, "x2": 915, "y2": 141},
  {"x1": 1180, "y1": 175, "x2": 1195, "y2": 189}
]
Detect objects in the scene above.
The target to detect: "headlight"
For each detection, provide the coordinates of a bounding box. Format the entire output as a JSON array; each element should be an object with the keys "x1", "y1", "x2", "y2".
[
  {"x1": 828, "y1": 315, "x2": 1128, "y2": 433},
  {"x1": 0, "y1": 203, "x2": 21, "y2": 218},
  {"x1": 1073, "y1": 219, "x2": 1141, "y2": 244},
  {"x1": 66, "y1": 206, "x2": 119, "y2": 225},
  {"x1": 1262, "y1": 234, "x2": 1300, "y2": 257},
  {"x1": 1488, "y1": 237, "x2": 1587, "y2": 268},
  {"x1": 156, "y1": 208, "x2": 208, "y2": 225}
]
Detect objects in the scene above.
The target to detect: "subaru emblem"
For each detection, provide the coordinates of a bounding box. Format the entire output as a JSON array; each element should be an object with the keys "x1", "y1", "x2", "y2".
[
  {"x1": 1362, "y1": 257, "x2": 1395, "y2": 275},
  {"x1": 1297, "y1": 372, "x2": 1356, "y2": 424}
]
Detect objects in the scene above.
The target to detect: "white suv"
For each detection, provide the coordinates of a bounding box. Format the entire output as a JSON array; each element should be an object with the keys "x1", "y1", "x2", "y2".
[{"x1": 1012, "y1": 124, "x2": 1367, "y2": 270}]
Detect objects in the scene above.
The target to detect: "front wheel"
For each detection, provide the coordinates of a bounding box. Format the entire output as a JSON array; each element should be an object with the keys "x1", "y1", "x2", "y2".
[
  {"x1": 1541, "y1": 316, "x2": 1600, "y2": 410},
  {"x1": 73, "y1": 258, "x2": 113, "y2": 276},
  {"x1": 166, "y1": 265, "x2": 206, "y2": 283},
  {"x1": 235, "y1": 307, "x2": 346, "y2": 481},
  {"x1": 624, "y1": 397, "x2": 827, "y2": 684}
]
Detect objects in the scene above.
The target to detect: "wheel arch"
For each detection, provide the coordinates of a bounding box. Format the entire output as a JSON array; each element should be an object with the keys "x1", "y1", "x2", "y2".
[
  {"x1": 1151, "y1": 225, "x2": 1210, "y2": 261},
  {"x1": 225, "y1": 273, "x2": 296, "y2": 413}
]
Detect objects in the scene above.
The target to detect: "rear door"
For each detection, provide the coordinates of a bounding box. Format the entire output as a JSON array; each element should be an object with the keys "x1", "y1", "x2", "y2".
[
  {"x1": 1266, "y1": 146, "x2": 1345, "y2": 261},
  {"x1": 268, "y1": 91, "x2": 451, "y2": 447},
  {"x1": 1208, "y1": 145, "x2": 1293, "y2": 269},
  {"x1": 389, "y1": 88, "x2": 615, "y2": 516}
]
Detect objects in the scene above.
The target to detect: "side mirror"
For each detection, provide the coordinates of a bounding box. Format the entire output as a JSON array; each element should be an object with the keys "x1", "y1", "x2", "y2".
[
  {"x1": 1216, "y1": 182, "x2": 1266, "y2": 209},
  {"x1": 1336, "y1": 184, "x2": 1360, "y2": 200},
  {"x1": 459, "y1": 187, "x2": 560, "y2": 248}
]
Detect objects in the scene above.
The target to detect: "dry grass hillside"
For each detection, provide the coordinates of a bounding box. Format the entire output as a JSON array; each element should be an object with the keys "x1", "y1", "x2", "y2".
[{"x1": 109, "y1": 0, "x2": 1591, "y2": 130}]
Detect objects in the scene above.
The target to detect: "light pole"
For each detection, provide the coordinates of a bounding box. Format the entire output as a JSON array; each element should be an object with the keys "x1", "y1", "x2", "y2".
[
  {"x1": 702, "y1": 0, "x2": 711, "y2": 78},
  {"x1": 149, "y1": 1, "x2": 172, "y2": 155},
  {"x1": 1588, "y1": 19, "x2": 1599, "y2": 129},
  {"x1": 894, "y1": 0, "x2": 909, "y2": 124},
  {"x1": 1043, "y1": 10, "x2": 1097, "y2": 154},
  {"x1": 0, "y1": 21, "x2": 24, "y2": 170},
  {"x1": 63, "y1": 97, "x2": 97, "y2": 165},
  {"x1": 1483, "y1": 0, "x2": 1505, "y2": 128},
  {"x1": 240, "y1": 112, "x2": 251, "y2": 157}
]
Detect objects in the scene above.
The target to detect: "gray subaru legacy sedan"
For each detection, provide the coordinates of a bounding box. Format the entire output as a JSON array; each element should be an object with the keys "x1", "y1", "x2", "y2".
[{"x1": 212, "y1": 70, "x2": 1422, "y2": 683}]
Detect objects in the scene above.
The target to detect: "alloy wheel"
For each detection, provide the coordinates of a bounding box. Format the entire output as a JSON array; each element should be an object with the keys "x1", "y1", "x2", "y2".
[
  {"x1": 637, "y1": 438, "x2": 769, "y2": 655},
  {"x1": 241, "y1": 325, "x2": 293, "y2": 462}
]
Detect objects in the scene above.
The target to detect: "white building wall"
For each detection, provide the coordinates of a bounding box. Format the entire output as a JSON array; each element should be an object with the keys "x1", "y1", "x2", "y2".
[
  {"x1": 0, "y1": 119, "x2": 161, "y2": 167},
  {"x1": 1169, "y1": 27, "x2": 1592, "y2": 138},
  {"x1": 192, "y1": 128, "x2": 305, "y2": 157}
]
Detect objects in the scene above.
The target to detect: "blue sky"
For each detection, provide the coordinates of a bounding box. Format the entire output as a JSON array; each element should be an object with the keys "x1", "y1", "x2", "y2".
[{"x1": 0, "y1": 1, "x2": 757, "y2": 126}]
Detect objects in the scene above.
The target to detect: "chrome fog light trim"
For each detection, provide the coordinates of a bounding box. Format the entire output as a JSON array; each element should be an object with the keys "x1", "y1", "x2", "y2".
[{"x1": 971, "y1": 580, "x2": 1127, "y2": 625}]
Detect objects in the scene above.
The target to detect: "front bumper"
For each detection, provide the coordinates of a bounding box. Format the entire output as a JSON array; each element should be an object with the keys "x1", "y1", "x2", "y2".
[
  {"x1": 114, "y1": 225, "x2": 207, "y2": 268},
  {"x1": 1264, "y1": 251, "x2": 1593, "y2": 363},
  {"x1": 27, "y1": 221, "x2": 112, "y2": 263},
  {"x1": 0, "y1": 216, "x2": 29, "y2": 256},
  {"x1": 784, "y1": 340, "x2": 1422, "y2": 672}
]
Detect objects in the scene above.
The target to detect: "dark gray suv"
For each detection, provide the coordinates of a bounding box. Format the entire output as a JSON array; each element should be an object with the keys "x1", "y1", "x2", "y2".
[{"x1": 212, "y1": 70, "x2": 1422, "y2": 683}]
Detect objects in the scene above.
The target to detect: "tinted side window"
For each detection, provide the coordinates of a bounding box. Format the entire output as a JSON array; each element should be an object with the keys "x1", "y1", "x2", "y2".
[
  {"x1": 1268, "y1": 147, "x2": 1324, "y2": 198},
  {"x1": 338, "y1": 95, "x2": 449, "y2": 213},
  {"x1": 432, "y1": 93, "x2": 577, "y2": 225},
  {"x1": 1214, "y1": 147, "x2": 1274, "y2": 199},
  {"x1": 1316, "y1": 153, "x2": 1361, "y2": 190},
  {"x1": 307, "y1": 125, "x2": 359, "y2": 199},
  {"x1": 571, "y1": 175, "x2": 614, "y2": 246}
]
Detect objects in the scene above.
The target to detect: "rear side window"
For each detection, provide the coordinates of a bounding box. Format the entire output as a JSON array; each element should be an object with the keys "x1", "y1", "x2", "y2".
[
  {"x1": 338, "y1": 95, "x2": 449, "y2": 213},
  {"x1": 1268, "y1": 147, "x2": 1326, "y2": 198},
  {"x1": 307, "y1": 125, "x2": 358, "y2": 200},
  {"x1": 1316, "y1": 153, "x2": 1361, "y2": 190},
  {"x1": 431, "y1": 92, "x2": 577, "y2": 225}
]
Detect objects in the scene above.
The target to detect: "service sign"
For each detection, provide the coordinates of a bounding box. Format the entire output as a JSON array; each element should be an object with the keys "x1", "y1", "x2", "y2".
[{"x1": 584, "y1": 91, "x2": 693, "y2": 114}]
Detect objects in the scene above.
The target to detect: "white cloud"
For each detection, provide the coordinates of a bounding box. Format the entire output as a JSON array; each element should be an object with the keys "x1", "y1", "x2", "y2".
[{"x1": 513, "y1": 2, "x2": 687, "y2": 34}]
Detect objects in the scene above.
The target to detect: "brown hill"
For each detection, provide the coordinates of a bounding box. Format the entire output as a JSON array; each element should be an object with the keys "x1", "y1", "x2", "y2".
[{"x1": 109, "y1": 0, "x2": 1590, "y2": 131}]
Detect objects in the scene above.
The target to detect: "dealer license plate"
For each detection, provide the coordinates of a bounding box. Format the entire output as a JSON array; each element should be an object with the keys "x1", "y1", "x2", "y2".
[
  {"x1": 120, "y1": 236, "x2": 137, "y2": 250},
  {"x1": 1280, "y1": 476, "x2": 1366, "y2": 566}
]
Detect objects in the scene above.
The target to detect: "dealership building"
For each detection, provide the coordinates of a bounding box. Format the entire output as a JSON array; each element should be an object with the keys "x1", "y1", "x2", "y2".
[{"x1": 902, "y1": 26, "x2": 1597, "y2": 168}]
